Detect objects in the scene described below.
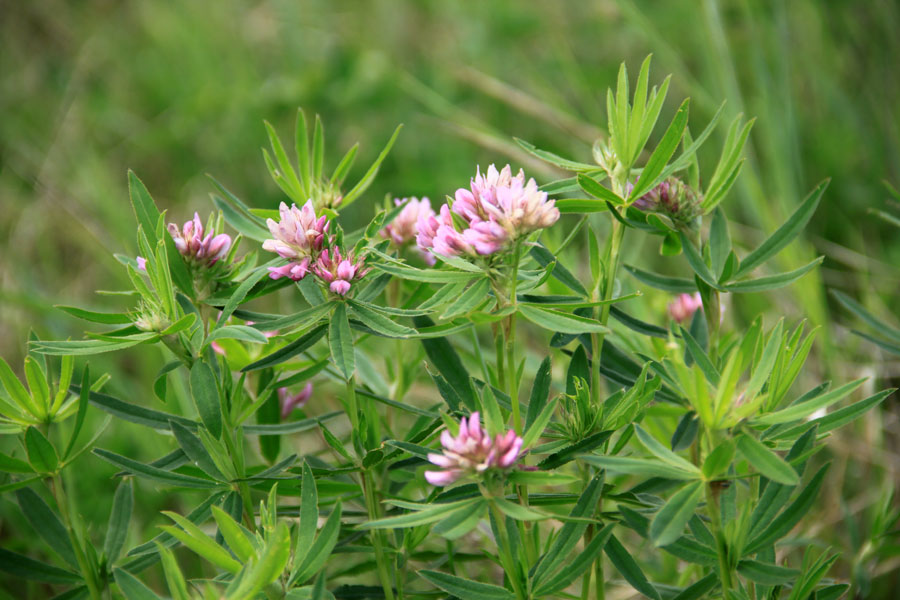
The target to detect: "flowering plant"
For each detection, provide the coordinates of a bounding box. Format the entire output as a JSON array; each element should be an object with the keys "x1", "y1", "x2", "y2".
[{"x1": 1, "y1": 60, "x2": 893, "y2": 600}]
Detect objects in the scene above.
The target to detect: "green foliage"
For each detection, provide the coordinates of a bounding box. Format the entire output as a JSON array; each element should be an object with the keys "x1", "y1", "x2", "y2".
[{"x1": 0, "y1": 40, "x2": 895, "y2": 600}]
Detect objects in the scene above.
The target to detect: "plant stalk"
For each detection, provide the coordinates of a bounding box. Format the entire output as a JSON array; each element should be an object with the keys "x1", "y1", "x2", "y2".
[{"x1": 52, "y1": 473, "x2": 103, "y2": 600}]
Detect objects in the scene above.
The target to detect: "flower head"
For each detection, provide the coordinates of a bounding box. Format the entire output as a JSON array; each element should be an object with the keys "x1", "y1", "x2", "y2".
[
  {"x1": 166, "y1": 213, "x2": 232, "y2": 268},
  {"x1": 424, "y1": 412, "x2": 524, "y2": 486},
  {"x1": 312, "y1": 246, "x2": 370, "y2": 296},
  {"x1": 382, "y1": 197, "x2": 437, "y2": 265},
  {"x1": 668, "y1": 292, "x2": 704, "y2": 323},
  {"x1": 263, "y1": 201, "x2": 329, "y2": 280},
  {"x1": 279, "y1": 383, "x2": 313, "y2": 419},
  {"x1": 417, "y1": 164, "x2": 557, "y2": 260},
  {"x1": 455, "y1": 164, "x2": 559, "y2": 236}
]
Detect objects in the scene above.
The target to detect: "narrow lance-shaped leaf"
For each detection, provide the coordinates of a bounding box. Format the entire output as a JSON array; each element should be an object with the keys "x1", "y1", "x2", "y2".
[{"x1": 190, "y1": 361, "x2": 223, "y2": 439}]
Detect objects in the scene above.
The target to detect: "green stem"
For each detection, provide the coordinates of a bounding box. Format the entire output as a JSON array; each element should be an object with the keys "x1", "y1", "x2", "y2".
[
  {"x1": 506, "y1": 314, "x2": 521, "y2": 434},
  {"x1": 52, "y1": 474, "x2": 103, "y2": 600},
  {"x1": 702, "y1": 427, "x2": 732, "y2": 595},
  {"x1": 362, "y1": 469, "x2": 395, "y2": 600},
  {"x1": 488, "y1": 500, "x2": 528, "y2": 600}
]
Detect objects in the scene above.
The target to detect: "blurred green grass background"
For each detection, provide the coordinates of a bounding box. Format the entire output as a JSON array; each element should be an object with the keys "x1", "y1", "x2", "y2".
[{"x1": 2, "y1": 0, "x2": 899, "y2": 596}]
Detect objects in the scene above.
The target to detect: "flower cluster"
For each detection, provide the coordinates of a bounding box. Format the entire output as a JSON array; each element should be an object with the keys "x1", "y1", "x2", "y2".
[
  {"x1": 312, "y1": 247, "x2": 370, "y2": 296},
  {"x1": 425, "y1": 412, "x2": 524, "y2": 486},
  {"x1": 417, "y1": 164, "x2": 559, "y2": 258},
  {"x1": 381, "y1": 197, "x2": 436, "y2": 264},
  {"x1": 138, "y1": 213, "x2": 232, "y2": 271},
  {"x1": 279, "y1": 383, "x2": 313, "y2": 419},
  {"x1": 263, "y1": 200, "x2": 329, "y2": 281}
]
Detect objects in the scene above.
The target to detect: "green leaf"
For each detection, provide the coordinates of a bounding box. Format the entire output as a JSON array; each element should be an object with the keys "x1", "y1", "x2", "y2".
[
  {"x1": 56, "y1": 306, "x2": 132, "y2": 324},
  {"x1": 0, "y1": 357, "x2": 38, "y2": 416},
  {"x1": 522, "y1": 396, "x2": 556, "y2": 450},
  {"x1": 534, "y1": 524, "x2": 614, "y2": 596},
  {"x1": 362, "y1": 500, "x2": 479, "y2": 530},
  {"x1": 525, "y1": 357, "x2": 552, "y2": 430},
  {"x1": 735, "y1": 434, "x2": 799, "y2": 485},
  {"x1": 418, "y1": 570, "x2": 515, "y2": 600},
  {"x1": 206, "y1": 325, "x2": 270, "y2": 346},
  {"x1": 160, "y1": 511, "x2": 242, "y2": 573},
  {"x1": 669, "y1": 573, "x2": 718, "y2": 600},
  {"x1": 629, "y1": 99, "x2": 690, "y2": 200},
  {"x1": 735, "y1": 180, "x2": 829, "y2": 278},
  {"x1": 634, "y1": 425, "x2": 702, "y2": 474},
  {"x1": 104, "y1": 478, "x2": 134, "y2": 564},
  {"x1": 243, "y1": 411, "x2": 341, "y2": 435},
  {"x1": 701, "y1": 440, "x2": 735, "y2": 479},
  {"x1": 725, "y1": 257, "x2": 824, "y2": 293},
  {"x1": 770, "y1": 389, "x2": 895, "y2": 440},
  {"x1": 210, "y1": 506, "x2": 254, "y2": 562},
  {"x1": 538, "y1": 430, "x2": 614, "y2": 470},
  {"x1": 190, "y1": 361, "x2": 223, "y2": 439},
  {"x1": 329, "y1": 304, "x2": 355, "y2": 379},
  {"x1": 679, "y1": 232, "x2": 720, "y2": 288},
  {"x1": 737, "y1": 559, "x2": 800, "y2": 585},
  {"x1": 16, "y1": 488, "x2": 78, "y2": 569},
  {"x1": 233, "y1": 523, "x2": 291, "y2": 598},
  {"x1": 22, "y1": 359, "x2": 48, "y2": 416},
  {"x1": 709, "y1": 208, "x2": 731, "y2": 278},
  {"x1": 624, "y1": 264, "x2": 696, "y2": 293},
  {"x1": 341, "y1": 124, "x2": 403, "y2": 207},
  {"x1": 492, "y1": 498, "x2": 548, "y2": 521},
  {"x1": 25, "y1": 426, "x2": 58, "y2": 473},
  {"x1": 0, "y1": 548, "x2": 80, "y2": 584},
  {"x1": 414, "y1": 316, "x2": 475, "y2": 410},
  {"x1": 128, "y1": 171, "x2": 161, "y2": 245},
  {"x1": 515, "y1": 138, "x2": 600, "y2": 172},
  {"x1": 441, "y1": 278, "x2": 491, "y2": 320},
  {"x1": 77, "y1": 385, "x2": 199, "y2": 431},
  {"x1": 93, "y1": 449, "x2": 219, "y2": 489},
  {"x1": 156, "y1": 543, "x2": 190, "y2": 600},
  {"x1": 532, "y1": 474, "x2": 604, "y2": 588},
  {"x1": 348, "y1": 300, "x2": 415, "y2": 337},
  {"x1": 215, "y1": 268, "x2": 271, "y2": 328},
  {"x1": 605, "y1": 533, "x2": 662, "y2": 600},
  {"x1": 0, "y1": 452, "x2": 33, "y2": 473},
  {"x1": 291, "y1": 502, "x2": 342, "y2": 584},
  {"x1": 30, "y1": 333, "x2": 159, "y2": 356},
  {"x1": 295, "y1": 462, "x2": 318, "y2": 565},
  {"x1": 578, "y1": 173, "x2": 625, "y2": 204},
  {"x1": 170, "y1": 421, "x2": 226, "y2": 480},
  {"x1": 680, "y1": 327, "x2": 720, "y2": 385},
  {"x1": 832, "y1": 289, "x2": 900, "y2": 343},
  {"x1": 373, "y1": 261, "x2": 475, "y2": 283},
  {"x1": 242, "y1": 324, "x2": 328, "y2": 372},
  {"x1": 114, "y1": 568, "x2": 161, "y2": 600},
  {"x1": 649, "y1": 481, "x2": 703, "y2": 547},
  {"x1": 580, "y1": 455, "x2": 699, "y2": 480},
  {"x1": 518, "y1": 305, "x2": 609, "y2": 335},
  {"x1": 755, "y1": 377, "x2": 867, "y2": 425}
]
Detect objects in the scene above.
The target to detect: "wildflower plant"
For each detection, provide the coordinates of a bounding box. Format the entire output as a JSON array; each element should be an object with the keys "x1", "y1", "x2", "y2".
[{"x1": 1, "y1": 56, "x2": 894, "y2": 600}]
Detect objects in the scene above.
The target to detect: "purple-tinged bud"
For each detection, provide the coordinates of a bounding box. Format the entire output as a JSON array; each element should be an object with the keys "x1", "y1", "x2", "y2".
[
  {"x1": 279, "y1": 383, "x2": 313, "y2": 419},
  {"x1": 630, "y1": 177, "x2": 702, "y2": 223},
  {"x1": 424, "y1": 412, "x2": 525, "y2": 487},
  {"x1": 312, "y1": 247, "x2": 369, "y2": 296},
  {"x1": 136, "y1": 256, "x2": 147, "y2": 271},
  {"x1": 165, "y1": 213, "x2": 233, "y2": 268}
]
